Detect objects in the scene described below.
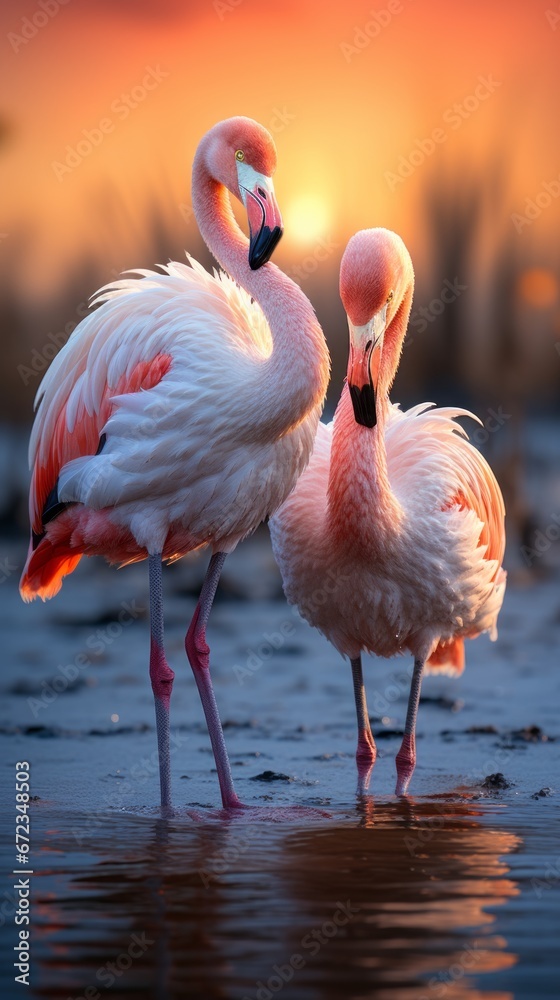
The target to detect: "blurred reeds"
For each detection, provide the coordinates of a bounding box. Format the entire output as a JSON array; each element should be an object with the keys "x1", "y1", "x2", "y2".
[{"x1": 1, "y1": 159, "x2": 558, "y2": 563}]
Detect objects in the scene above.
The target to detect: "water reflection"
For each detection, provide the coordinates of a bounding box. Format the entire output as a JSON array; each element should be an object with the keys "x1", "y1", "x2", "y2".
[
  {"x1": 31, "y1": 797, "x2": 519, "y2": 1000},
  {"x1": 277, "y1": 796, "x2": 518, "y2": 1000}
]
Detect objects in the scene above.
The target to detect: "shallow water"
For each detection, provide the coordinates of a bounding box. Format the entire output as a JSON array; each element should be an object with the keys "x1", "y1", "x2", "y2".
[{"x1": 1, "y1": 535, "x2": 559, "y2": 999}]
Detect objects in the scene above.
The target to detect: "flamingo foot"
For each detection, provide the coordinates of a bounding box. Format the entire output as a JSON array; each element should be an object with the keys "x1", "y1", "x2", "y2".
[
  {"x1": 356, "y1": 733, "x2": 377, "y2": 795},
  {"x1": 356, "y1": 763, "x2": 374, "y2": 796},
  {"x1": 221, "y1": 792, "x2": 247, "y2": 810},
  {"x1": 356, "y1": 732, "x2": 377, "y2": 767},
  {"x1": 395, "y1": 733, "x2": 416, "y2": 796}
]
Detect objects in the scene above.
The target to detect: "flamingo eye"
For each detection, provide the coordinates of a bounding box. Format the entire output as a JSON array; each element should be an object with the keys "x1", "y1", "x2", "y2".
[
  {"x1": 235, "y1": 150, "x2": 245, "y2": 162},
  {"x1": 387, "y1": 290, "x2": 394, "y2": 303}
]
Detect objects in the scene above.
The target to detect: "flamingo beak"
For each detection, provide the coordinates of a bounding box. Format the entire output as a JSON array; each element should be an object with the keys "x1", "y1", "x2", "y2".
[
  {"x1": 246, "y1": 182, "x2": 283, "y2": 269},
  {"x1": 347, "y1": 306, "x2": 387, "y2": 428},
  {"x1": 239, "y1": 172, "x2": 283, "y2": 270}
]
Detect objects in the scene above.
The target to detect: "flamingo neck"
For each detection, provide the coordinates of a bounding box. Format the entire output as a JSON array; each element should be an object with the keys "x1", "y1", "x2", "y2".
[
  {"x1": 376, "y1": 283, "x2": 414, "y2": 404},
  {"x1": 327, "y1": 268, "x2": 413, "y2": 549},
  {"x1": 327, "y1": 386, "x2": 402, "y2": 551},
  {"x1": 192, "y1": 160, "x2": 329, "y2": 437},
  {"x1": 327, "y1": 289, "x2": 414, "y2": 548}
]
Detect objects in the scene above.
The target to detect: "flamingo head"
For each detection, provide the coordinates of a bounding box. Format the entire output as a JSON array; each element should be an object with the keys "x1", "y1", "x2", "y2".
[
  {"x1": 201, "y1": 117, "x2": 283, "y2": 269},
  {"x1": 340, "y1": 228, "x2": 414, "y2": 428}
]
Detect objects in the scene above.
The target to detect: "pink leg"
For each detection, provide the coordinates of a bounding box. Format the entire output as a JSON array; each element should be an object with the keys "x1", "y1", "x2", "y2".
[
  {"x1": 351, "y1": 656, "x2": 377, "y2": 794},
  {"x1": 148, "y1": 554, "x2": 175, "y2": 812},
  {"x1": 185, "y1": 553, "x2": 243, "y2": 810},
  {"x1": 395, "y1": 656, "x2": 425, "y2": 795}
]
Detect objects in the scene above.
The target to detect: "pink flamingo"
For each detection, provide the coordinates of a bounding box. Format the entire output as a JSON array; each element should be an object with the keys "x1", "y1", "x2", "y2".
[
  {"x1": 270, "y1": 228, "x2": 506, "y2": 795},
  {"x1": 20, "y1": 117, "x2": 330, "y2": 812}
]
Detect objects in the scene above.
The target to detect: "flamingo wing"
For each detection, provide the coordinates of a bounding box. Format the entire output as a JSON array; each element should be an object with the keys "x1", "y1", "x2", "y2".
[
  {"x1": 385, "y1": 402, "x2": 506, "y2": 673},
  {"x1": 386, "y1": 402, "x2": 505, "y2": 566},
  {"x1": 29, "y1": 354, "x2": 173, "y2": 545},
  {"x1": 22, "y1": 258, "x2": 272, "y2": 600}
]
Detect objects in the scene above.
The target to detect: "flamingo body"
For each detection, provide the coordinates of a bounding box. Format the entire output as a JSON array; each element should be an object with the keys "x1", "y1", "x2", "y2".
[
  {"x1": 270, "y1": 393, "x2": 505, "y2": 665},
  {"x1": 22, "y1": 260, "x2": 319, "y2": 599}
]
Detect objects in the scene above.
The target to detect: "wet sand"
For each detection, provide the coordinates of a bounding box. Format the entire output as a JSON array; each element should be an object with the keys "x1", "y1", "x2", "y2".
[{"x1": 1, "y1": 532, "x2": 559, "y2": 999}]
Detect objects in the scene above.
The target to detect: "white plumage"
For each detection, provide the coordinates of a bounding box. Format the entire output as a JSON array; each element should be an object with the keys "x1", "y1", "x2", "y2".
[
  {"x1": 270, "y1": 397, "x2": 506, "y2": 663},
  {"x1": 31, "y1": 259, "x2": 321, "y2": 557}
]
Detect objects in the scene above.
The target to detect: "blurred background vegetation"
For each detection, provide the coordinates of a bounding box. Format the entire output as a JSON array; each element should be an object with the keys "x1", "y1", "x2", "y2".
[{"x1": 0, "y1": 0, "x2": 558, "y2": 576}]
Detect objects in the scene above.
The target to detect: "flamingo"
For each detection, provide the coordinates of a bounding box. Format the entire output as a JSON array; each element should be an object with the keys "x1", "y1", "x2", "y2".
[
  {"x1": 269, "y1": 228, "x2": 506, "y2": 795},
  {"x1": 20, "y1": 117, "x2": 330, "y2": 812}
]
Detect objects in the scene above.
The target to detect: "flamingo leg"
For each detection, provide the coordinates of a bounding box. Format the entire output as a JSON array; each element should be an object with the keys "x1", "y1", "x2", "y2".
[
  {"x1": 185, "y1": 552, "x2": 243, "y2": 810},
  {"x1": 148, "y1": 554, "x2": 175, "y2": 812},
  {"x1": 350, "y1": 656, "x2": 377, "y2": 793},
  {"x1": 395, "y1": 656, "x2": 425, "y2": 795}
]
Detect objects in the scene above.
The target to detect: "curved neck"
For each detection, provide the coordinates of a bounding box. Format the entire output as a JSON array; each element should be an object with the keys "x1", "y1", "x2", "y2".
[
  {"x1": 327, "y1": 292, "x2": 413, "y2": 549},
  {"x1": 191, "y1": 157, "x2": 329, "y2": 437},
  {"x1": 327, "y1": 388, "x2": 402, "y2": 550},
  {"x1": 378, "y1": 283, "x2": 414, "y2": 401}
]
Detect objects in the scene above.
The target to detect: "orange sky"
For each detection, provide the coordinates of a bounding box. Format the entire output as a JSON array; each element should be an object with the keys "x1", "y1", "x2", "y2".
[{"x1": 1, "y1": 0, "x2": 559, "y2": 309}]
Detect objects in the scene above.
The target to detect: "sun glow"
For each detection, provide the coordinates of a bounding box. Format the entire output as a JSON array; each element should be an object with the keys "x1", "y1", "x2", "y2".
[
  {"x1": 284, "y1": 194, "x2": 332, "y2": 245},
  {"x1": 518, "y1": 268, "x2": 558, "y2": 309}
]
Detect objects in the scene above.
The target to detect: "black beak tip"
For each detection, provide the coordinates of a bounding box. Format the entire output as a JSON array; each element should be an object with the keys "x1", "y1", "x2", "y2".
[
  {"x1": 249, "y1": 225, "x2": 283, "y2": 270},
  {"x1": 349, "y1": 383, "x2": 377, "y2": 428}
]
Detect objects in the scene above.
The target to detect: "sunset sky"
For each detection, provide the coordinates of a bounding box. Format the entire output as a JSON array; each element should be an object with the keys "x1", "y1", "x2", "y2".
[{"x1": 1, "y1": 0, "x2": 559, "y2": 414}]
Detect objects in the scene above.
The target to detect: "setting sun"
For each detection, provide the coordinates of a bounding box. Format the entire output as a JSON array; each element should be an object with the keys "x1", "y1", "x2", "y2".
[{"x1": 284, "y1": 194, "x2": 332, "y2": 245}]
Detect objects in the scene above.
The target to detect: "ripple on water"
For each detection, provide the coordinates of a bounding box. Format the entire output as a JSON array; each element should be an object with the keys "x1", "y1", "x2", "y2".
[{"x1": 4, "y1": 796, "x2": 557, "y2": 1000}]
